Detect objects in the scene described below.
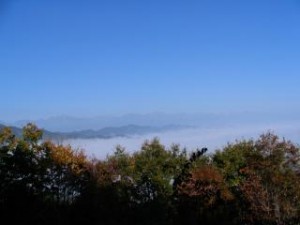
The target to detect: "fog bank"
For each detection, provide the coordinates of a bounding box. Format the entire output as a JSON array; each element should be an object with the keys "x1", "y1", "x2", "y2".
[{"x1": 64, "y1": 121, "x2": 300, "y2": 159}]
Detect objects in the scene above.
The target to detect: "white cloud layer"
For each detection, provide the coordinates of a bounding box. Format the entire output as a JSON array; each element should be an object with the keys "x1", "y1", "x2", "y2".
[{"x1": 63, "y1": 121, "x2": 300, "y2": 159}]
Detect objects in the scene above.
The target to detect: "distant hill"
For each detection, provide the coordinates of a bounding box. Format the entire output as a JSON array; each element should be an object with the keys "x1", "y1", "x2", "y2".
[
  {"x1": 0, "y1": 124, "x2": 23, "y2": 137},
  {"x1": 0, "y1": 124, "x2": 62, "y2": 140},
  {"x1": 0, "y1": 124, "x2": 190, "y2": 141},
  {"x1": 12, "y1": 113, "x2": 219, "y2": 132},
  {"x1": 12, "y1": 112, "x2": 300, "y2": 133}
]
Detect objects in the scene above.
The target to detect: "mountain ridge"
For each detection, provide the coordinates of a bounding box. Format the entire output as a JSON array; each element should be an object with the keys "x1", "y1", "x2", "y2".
[
  {"x1": 0, "y1": 123, "x2": 191, "y2": 141},
  {"x1": 11, "y1": 112, "x2": 300, "y2": 132}
]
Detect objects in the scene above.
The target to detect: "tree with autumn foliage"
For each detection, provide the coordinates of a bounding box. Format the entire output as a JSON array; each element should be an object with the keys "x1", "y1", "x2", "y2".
[
  {"x1": 213, "y1": 133, "x2": 300, "y2": 225},
  {"x1": 0, "y1": 123, "x2": 89, "y2": 224}
]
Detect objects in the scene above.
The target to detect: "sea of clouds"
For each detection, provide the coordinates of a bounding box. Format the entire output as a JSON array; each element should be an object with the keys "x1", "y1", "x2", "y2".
[{"x1": 63, "y1": 121, "x2": 300, "y2": 159}]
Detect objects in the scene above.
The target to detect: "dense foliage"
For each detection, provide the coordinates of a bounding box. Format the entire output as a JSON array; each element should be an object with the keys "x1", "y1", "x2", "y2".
[{"x1": 1, "y1": 124, "x2": 300, "y2": 225}]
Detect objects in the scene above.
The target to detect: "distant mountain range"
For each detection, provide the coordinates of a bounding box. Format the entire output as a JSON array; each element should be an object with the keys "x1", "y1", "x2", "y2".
[
  {"x1": 11, "y1": 112, "x2": 300, "y2": 132},
  {"x1": 13, "y1": 113, "x2": 216, "y2": 132},
  {"x1": 3, "y1": 112, "x2": 300, "y2": 143},
  {"x1": 0, "y1": 124, "x2": 191, "y2": 141},
  {"x1": 0, "y1": 124, "x2": 23, "y2": 137}
]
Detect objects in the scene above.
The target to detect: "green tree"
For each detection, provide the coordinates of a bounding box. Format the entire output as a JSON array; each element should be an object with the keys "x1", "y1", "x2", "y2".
[{"x1": 132, "y1": 138, "x2": 187, "y2": 225}]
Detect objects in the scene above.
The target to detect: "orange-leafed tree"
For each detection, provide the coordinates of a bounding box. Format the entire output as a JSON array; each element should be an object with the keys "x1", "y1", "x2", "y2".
[{"x1": 214, "y1": 133, "x2": 300, "y2": 225}]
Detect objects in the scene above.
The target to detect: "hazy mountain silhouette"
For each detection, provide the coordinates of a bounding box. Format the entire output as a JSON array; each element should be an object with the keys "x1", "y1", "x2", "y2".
[
  {"x1": 0, "y1": 123, "x2": 191, "y2": 141},
  {"x1": 12, "y1": 112, "x2": 300, "y2": 132}
]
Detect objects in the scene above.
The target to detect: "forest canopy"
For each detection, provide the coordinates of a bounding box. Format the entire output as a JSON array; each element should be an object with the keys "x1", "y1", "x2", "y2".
[{"x1": 1, "y1": 123, "x2": 300, "y2": 225}]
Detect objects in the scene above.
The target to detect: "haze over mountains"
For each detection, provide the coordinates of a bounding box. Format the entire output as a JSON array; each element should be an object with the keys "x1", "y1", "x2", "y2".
[
  {"x1": 12, "y1": 112, "x2": 219, "y2": 132},
  {"x1": 0, "y1": 123, "x2": 190, "y2": 140},
  {"x1": 10, "y1": 112, "x2": 300, "y2": 132},
  {"x1": 1, "y1": 112, "x2": 300, "y2": 158}
]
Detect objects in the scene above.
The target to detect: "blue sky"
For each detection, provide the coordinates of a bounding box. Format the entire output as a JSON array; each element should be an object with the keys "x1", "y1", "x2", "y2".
[{"x1": 1, "y1": 0, "x2": 300, "y2": 121}]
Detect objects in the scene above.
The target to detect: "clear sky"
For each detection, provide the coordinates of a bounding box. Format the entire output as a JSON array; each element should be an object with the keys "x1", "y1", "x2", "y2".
[{"x1": 1, "y1": 0, "x2": 300, "y2": 121}]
